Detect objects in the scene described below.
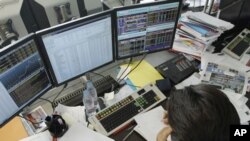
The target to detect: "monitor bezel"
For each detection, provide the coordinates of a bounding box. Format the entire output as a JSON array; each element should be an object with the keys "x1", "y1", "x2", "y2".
[
  {"x1": 0, "y1": 33, "x2": 52, "y2": 127},
  {"x1": 36, "y1": 10, "x2": 115, "y2": 86},
  {"x1": 113, "y1": 0, "x2": 182, "y2": 60}
]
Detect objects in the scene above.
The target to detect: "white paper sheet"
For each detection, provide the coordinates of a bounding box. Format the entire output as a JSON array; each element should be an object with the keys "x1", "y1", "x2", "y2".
[
  {"x1": 54, "y1": 104, "x2": 87, "y2": 126},
  {"x1": 19, "y1": 131, "x2": 52, "y2": 141},
  {"x1": 59, "y1": 124, "x2": 114, "y2": 141},
  {"x1": 134, "y1": 106, "x2": 167, "y2": 141},
  {"x1": 20, "y1": 124, "x2": 114, "y2": 141}
]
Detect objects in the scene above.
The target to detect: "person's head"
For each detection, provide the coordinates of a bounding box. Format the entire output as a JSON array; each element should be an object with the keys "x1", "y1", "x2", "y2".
[{"x1": 167, "y1": 84, "x2": 240, "y2": 141}]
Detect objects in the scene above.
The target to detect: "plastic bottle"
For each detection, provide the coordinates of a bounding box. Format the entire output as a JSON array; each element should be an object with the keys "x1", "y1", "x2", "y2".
[{"x1": 83, "y1": 81, "x2": 100, "y2": 117}]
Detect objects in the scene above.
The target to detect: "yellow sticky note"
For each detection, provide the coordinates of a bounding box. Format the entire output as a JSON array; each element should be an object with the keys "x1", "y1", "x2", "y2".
[{"x1": 123, "y1": 60, "x2": 163, "y2": 88}]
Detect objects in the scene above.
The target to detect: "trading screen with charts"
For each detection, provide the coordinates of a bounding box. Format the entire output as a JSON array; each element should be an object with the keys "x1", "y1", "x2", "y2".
[
  {"x1": 116, "y1": 1, "x2": 180, "y2": 59},
  {"x1": 0, "y1": 35, "x2": 51, "y2": 125}
]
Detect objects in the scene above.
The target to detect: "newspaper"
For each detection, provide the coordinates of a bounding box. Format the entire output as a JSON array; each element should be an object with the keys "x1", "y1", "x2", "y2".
[{"x1": 201, "y1": 62, "x2": 248, "y2": 95}]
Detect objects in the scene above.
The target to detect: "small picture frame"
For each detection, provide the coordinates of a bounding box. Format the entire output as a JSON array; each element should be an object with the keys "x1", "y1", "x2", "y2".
[{"x1": 21, "y1": 106, "x2": 47, "y2": 134}]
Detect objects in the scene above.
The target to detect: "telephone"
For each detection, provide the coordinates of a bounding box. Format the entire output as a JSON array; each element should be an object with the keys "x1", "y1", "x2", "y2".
[
  {"x1": 156, "y1": 54, "x2": 197, "y2": 84},
  {"x1": 222, "y1": 28, "x2": 250, "y2": 60}
]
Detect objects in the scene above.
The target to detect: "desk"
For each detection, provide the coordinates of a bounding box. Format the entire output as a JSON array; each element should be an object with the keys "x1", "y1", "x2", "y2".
[
  {"x1": 0, "y1": 117, "x2": 28, "y2": 141},
  {"x1": 9, "y1": 51, "x2": 174, "y2": 141}
]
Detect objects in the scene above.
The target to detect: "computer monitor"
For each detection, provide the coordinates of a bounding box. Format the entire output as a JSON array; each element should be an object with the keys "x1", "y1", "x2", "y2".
[
  {"x1": 0, "y1": 34, "x2": 52, "y2": 127},
  {"x1": 219, "y1": 0, "x2": 250, "y2": 27},
  {"x1": 36, "y1": 10, "x2": 114, "y2": 85},
  {"x1": 114, "y1": 0, "x2": 181, "y2": 59}
]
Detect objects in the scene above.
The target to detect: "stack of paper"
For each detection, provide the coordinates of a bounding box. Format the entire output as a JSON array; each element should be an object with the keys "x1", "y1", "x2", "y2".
[
  {"x1": 173, "y1": 11, "x2": 234, "y2": 57},
  {"x1": 134, "y1": 106, "x2": 170, "y2": 141}
]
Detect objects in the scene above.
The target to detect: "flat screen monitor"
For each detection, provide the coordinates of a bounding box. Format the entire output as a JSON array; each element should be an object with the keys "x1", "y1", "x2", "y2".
[
  {"x1": 219, "y1": 0, "x2": 250, "y2": 27},
  {"x1": 0, "y1": 34, "x2": 52, "y2": 127},
  {"x1": 36, "y1": 10, "x2": 114, "y2": 85},
  {"x1": 114, "y1": 0, "x2": 181, "y2": 59}
]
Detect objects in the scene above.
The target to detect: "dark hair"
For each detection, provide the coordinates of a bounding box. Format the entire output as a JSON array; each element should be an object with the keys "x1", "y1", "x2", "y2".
[{"x1": 167, "y1": 84, "x2": 240, "y2": 141}]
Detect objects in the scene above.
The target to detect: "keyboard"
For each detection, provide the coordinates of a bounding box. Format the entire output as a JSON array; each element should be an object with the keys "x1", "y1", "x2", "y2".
[
  {"x1": 223, "y1": 28, "x2": 250, "y2": 60},
  {"x1": 88, "y1": 83, "x2": 166, "y2": 136},
  {"x1": 52, "y1": 75, "x2": 119, "y2": 107},
  {"x1": 94, "y1": 75, "x2": 120, "y2": 97}
]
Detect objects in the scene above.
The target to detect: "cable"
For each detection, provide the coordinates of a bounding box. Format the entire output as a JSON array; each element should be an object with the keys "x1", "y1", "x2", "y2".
[
  {"x1": 89, "y1": 72, "x2": 105, "y2": 78},
  {"x1": 117, "y1": 57, "x2": 133, "y2": 82},
  {"x1": 118, "y1": 53, "x2": 147, "y2": 84},
  {"x1": 126, "y1": 84, "x2": 141, "y2": 88},
  {"x1": 39, "y1": 98, "x2": 52, "y2": 104},
  {"x1": 38, "y1": 97, "x2": 53, "y2": 109},
  {"x1": 52, "y1": 83, "x2": 68, "y2": 103}
]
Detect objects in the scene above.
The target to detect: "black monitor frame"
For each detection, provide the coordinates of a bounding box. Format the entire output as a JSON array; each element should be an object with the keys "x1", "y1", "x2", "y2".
[
  {"x1": 114, "y1": 0, "x2": 182, "y2": 60},
  {"x1": 36, "y1": 10, "x2": 115, "y2": 86},
  {"x1": 0, "y1": 33, "x2": 52, "y2": 127}
]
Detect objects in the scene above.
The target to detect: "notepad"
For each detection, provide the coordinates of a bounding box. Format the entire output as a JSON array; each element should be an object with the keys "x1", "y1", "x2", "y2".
[
  {"x1": 123, "y1": 60, "x2": 163, "y2": 89},
  {"x1": 134, "y1": 106, "x2": 169, "y2": 141}
]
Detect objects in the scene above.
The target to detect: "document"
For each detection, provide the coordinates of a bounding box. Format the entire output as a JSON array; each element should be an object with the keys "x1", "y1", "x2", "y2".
[
  {"x1": 201, "y1": 62, "x2": 247, "y2": 95},
  {"x1": 134, "y1": 106, "x2": 168, "y2": 141},
  {"x1": 20, "y1": 124, "x2": 115, "y2": 141},
  {"x1": 125, "y1": 60, "x2": 163, "y2": 88},
  {"x1": 59, "y1": 124, "x2": 114, "y2": 141}
]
